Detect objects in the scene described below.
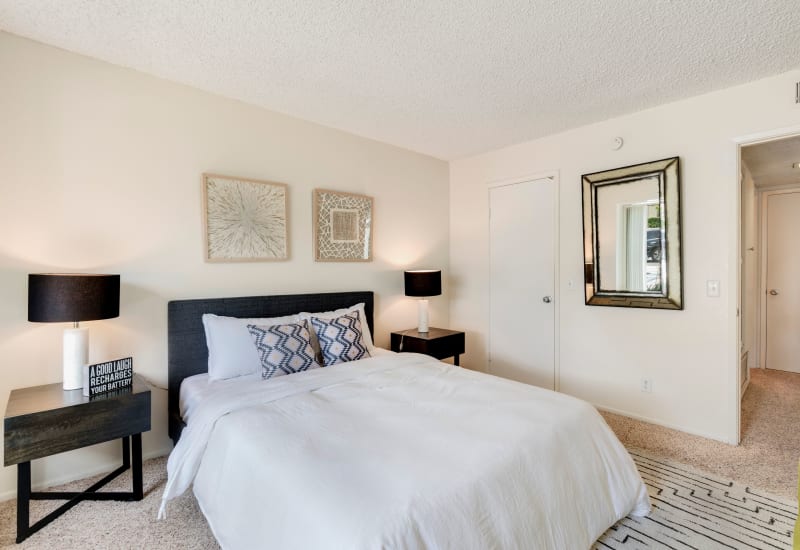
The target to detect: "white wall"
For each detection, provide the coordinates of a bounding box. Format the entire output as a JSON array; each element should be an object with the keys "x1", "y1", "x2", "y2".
[
  {"x1": 0, "y1": 32, "x2": 449, "y2": 498},
  {"x1": 450, "y1": 68, "x2": 800, "y2": 443}
]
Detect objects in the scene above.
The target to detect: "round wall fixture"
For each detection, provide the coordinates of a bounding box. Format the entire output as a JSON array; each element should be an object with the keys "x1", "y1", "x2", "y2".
[{"x1": 612, "y1": 137, "x2": 624, "y2": 150}]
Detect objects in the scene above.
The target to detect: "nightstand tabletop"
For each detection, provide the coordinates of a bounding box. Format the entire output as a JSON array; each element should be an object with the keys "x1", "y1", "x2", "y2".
[
  {"x1": 5, "y1": 374, "x2": 149, "y2": 419},
  {"x1": 395, "y1": 327, "x2": 463, "y2": 340}
]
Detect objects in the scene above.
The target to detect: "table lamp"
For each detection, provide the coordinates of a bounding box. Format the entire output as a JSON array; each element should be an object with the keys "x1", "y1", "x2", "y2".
[
  {"x1": 28, "y1": 274, "x2": 120, "y2": 390},
  {"x1": 404, "y1": 269, "x2": 441, "y2": 333}
]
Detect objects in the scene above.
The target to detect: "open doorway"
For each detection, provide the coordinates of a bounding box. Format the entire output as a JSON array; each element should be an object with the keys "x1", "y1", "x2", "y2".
[{"x1": 738, "y1": 134, "x2": 800, "y2": 443}]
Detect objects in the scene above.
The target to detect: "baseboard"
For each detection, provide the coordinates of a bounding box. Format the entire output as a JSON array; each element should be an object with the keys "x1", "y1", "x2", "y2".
[
  {"x1": 595, "y1": 404, "x2": 733, "y2": 445},
  {"x1": 0, "y1": 446, "x2": 172, "y2": 503}
]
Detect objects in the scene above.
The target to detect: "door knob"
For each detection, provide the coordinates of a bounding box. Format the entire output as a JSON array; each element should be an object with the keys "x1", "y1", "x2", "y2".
[
  {"x1": 542, "y1": 296, "x2": 552, "y2": 303},
  {"x1": 769, "y1": 289, "x2": 779, "y2": 296}
]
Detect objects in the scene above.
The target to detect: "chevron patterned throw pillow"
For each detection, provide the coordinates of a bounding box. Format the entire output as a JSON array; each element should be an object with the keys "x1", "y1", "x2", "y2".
[
  {"x1": 309, "y1": 312, "x2": 371, "y2": 366},
  {"x1": 247, "y1": 321, "x2": 321, "y2": 379}
]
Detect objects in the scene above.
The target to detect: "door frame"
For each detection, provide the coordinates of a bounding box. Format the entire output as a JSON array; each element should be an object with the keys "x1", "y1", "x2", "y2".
[
  {"x1": 758, "y1": 185, "x2": 800, "y2": 372},
  {"x1": 486, "y1": 170, "x2": 560, "y2": 391},
  {"x1": 733, "y1": 124, "x2": 800, "y2": 444}
]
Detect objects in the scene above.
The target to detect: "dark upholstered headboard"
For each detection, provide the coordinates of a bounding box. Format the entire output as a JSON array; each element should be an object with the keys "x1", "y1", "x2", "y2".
[{"x1": 167, "y1": 291, "x2": 374, "y2": 444}]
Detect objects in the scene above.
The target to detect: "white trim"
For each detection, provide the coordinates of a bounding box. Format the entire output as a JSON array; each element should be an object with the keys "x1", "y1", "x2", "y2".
[
  {"x1": 486, "y1": 169, "x2": 561, "y2": 391},
  {"x1": 732, "y1": 124, "x2": 800, "y2": 446},
  {"x1": 732, "y1": 124, "x2": 800, "y2": 146},
  {"x1": 486, "y1": 171, "x2": 556, "y2": 190},
  {"x1": 732, "y1": 142, "x2": 743, "y2": 445},
  {"x1": 755, "y1": 189, "x2": 763, "y2": 370},
  {"x1": 754, "y1": 181, "x2": 800, "y2": 192},
  {"x1": 595, "y1": 404, "x2": 732, "y2": 444},
  {"x1": 553, "y1": 173, "x2": 561, "y2": 392},
  {"x1": 758, "y1": 190, "x2": 767, "y2": 371}
]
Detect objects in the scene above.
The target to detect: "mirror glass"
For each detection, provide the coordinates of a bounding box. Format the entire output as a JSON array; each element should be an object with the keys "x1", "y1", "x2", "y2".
[{"x1": 582, "y1": 157, "x2": 682, "y2": 310}]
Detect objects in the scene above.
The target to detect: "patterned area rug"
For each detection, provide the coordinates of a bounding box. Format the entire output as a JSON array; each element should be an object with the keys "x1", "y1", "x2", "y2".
[{"x1": 595, "y1": 449, "x2": 798, "y2": 549}]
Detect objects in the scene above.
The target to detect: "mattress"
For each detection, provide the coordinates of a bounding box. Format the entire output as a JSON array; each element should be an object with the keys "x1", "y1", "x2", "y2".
[{"x1": 164, "y1": 352, "x2": 649, "y2": 549}]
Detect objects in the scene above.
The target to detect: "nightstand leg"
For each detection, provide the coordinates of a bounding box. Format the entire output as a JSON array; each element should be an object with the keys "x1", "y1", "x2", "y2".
[
  {"x1": 122, "y1": 436, "x2": 131, "y2": 468},
  {"x1": 16, "y1": 462, "x2": 30, "y2": 543},
  {"x1": 132, "y1": 433, "x2": 143, "y2": 500},
  {"x1": 454, "y1": 355, "x2": 460, "y2": 366},
  {"x1": 12, "y1": 435, "x2": 145, "y2": 542}
]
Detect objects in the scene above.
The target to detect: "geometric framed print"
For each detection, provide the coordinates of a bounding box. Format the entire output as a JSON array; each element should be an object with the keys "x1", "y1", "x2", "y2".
[
  {"x1": 312, "y1": 189, "x2": 373, "y2": 262},
  {"x1": 202, "y1": 173, "x2": 289, "y2": 262}
]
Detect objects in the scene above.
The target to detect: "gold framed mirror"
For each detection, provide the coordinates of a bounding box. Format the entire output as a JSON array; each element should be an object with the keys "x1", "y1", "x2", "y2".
[{"x1": 581, "y1": 157, "x2": 683, "y2": 310}]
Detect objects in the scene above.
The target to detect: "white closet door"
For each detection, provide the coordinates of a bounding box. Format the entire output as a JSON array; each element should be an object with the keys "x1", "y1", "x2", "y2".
[
  {"x1": 765, "y1": 191, "x2": 800, "y2": 373},
  {"x1": 489, "y1": 178, "x2": 556, "y2": 389}
]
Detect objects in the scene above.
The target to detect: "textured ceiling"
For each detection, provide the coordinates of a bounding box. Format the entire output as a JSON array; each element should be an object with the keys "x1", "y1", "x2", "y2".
[
  {"x1": 1, "y1": 1, "x2": 800, "y2": 160},
  {"x1": 742, "y1": 136, "x2": 800, "y2": 188}
]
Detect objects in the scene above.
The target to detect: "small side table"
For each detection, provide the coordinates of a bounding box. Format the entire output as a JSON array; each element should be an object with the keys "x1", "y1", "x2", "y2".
[
  {"x1": 4, "y1": 374, "x2": 151, "y2": 543},
  {"x1": 390, "y1": 328, "x2": 465, "y2": 365}
]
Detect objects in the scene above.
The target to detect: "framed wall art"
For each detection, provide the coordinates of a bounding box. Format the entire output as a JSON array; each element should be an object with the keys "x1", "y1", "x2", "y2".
[
  {"x1": 313, "y1": 189, "x2": 373, "y2": 262},
  {"x1": 202, "y1": 173, "x2": 288, "y2": 262}
]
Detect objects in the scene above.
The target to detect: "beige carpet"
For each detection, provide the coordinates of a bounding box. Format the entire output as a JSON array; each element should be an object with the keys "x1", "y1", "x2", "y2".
[
  {"x1": 0, "y1": 456, "x2": 219, "y2": 549},
  {"x1": 602, "y1": 367, "x2": 800, "y2": 501}
]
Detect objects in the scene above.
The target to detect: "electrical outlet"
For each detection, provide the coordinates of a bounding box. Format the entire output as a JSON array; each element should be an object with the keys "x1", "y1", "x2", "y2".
[
  {"x1": 640, "y1": 378, "x2": 653, "y2": 393},
  {"x1": 706, "y1": 280, "x2": 720, "y2": 297}
]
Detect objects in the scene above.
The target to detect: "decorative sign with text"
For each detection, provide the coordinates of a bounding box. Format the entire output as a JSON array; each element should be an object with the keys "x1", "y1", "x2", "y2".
[{"x1": 83, "y1": 357, "x2": 133, "y2": 397}]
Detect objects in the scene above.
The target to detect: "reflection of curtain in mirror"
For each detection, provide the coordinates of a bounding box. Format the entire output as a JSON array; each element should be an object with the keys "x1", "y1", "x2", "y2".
[{"x1": 616, "y1": 204, "x2": 647, "y2": 291}]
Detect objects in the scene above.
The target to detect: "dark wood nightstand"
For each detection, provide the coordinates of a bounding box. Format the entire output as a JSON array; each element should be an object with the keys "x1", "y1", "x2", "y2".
[
  {"x1": 4, "y1": 374, "x2": 151, "y2": 543},
  {"x1": 390, "y1": 328, "x2": 465, "y2": 365}
]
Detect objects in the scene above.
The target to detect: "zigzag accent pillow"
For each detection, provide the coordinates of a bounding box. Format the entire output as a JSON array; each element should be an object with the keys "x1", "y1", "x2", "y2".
[
  {"x1": 247, "y1": 321, "x2": 320, "y2": 380},
  {"x1": 309, "y1": 312, "x2": 371, "y2": 366}
]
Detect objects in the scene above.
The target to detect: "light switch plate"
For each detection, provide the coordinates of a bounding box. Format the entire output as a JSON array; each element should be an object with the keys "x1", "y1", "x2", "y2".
[{"x1": 707, "y1": 280, "x2": 720, "y2": 297}]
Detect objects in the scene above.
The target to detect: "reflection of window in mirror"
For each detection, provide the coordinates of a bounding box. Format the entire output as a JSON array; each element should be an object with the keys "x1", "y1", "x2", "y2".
[
  {"x1": 616, "y1": 201, "x2": 662, "y2": 292},
  {"x1": 644, "y1": 204, "x2": 663, "y2": 291},
  {"x1": 595, "y1": 177, "x2": 663, "y2": 293}
]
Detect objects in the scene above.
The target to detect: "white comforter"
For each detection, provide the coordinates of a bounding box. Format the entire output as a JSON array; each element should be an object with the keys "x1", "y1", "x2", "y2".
[{"x1": 162, "y1": 352, "x2": 649, "y2": 549}]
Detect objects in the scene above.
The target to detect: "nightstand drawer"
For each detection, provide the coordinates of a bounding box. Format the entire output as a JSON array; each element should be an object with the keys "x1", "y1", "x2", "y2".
[
  {"x1": 400, "y1": 333, "x2": 464, "y2": 359},
  {"x1": 390, "y1": 327, "x2": 465, "y2": 364}
]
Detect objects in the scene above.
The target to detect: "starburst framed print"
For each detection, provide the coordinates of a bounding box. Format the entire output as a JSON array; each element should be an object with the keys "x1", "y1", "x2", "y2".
[
  {"x1": 313, "y1": 189, "x2": 373, "y2": 262},
  {"x1": 202, "y1": 174, "x2": 289, "y2": 262}
]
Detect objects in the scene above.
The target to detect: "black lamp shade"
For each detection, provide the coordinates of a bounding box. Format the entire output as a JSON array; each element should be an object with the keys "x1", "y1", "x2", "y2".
[
  {"x1": 28, "y1": 274, "x2": 120, "y2": 323},
  {"x1": 404, "y1": 270, "x2": 442, "y2": 297}
]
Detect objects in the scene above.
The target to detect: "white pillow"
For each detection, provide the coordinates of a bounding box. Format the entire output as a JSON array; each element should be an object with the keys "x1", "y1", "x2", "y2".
[
  {"x1": 202, "y1": 313, "x2": 299, "y2": 380},
  {"x1": 298, "y1": 302, "x2": 375, "y2": 353}
]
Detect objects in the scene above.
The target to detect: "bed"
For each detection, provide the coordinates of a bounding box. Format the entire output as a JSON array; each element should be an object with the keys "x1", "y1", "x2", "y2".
[{"x1": 162, "y1": 291, "x2": 649, "y2": 549}]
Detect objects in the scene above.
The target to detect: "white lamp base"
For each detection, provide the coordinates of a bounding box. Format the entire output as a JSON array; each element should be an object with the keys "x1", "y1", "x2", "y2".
[
  {"x1": 63, "y1": 327, "x2": 88, "y2": 390},
  {"x1": 417, "y1": 299, "x2": 430, "y2": 333}
]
